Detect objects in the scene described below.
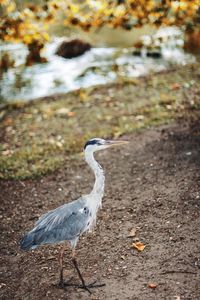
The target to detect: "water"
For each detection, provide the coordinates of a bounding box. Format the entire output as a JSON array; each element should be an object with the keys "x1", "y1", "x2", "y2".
[{"x1": 0, "y1": 28, "x2": 195, "y2": 102}]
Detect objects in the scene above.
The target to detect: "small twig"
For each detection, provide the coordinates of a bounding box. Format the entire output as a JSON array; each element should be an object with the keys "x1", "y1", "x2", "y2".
[
  {"x1": 19, "y1": 180, "x2": 26, "y2": 187},
  {"x1": 161, "y1": 270, "x2": 197, "y2": 275}
]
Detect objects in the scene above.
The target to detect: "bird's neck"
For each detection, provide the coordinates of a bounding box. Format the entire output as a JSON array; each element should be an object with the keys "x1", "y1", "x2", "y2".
[{"x1": 85, "y1": 150, "x2": 105, "y2": 204}]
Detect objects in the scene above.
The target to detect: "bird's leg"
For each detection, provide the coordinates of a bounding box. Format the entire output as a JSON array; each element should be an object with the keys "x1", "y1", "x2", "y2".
[
  {"x1": 71, "y1": 249, "x2": 90, "y2": 293},
  {"x1": 58, "y1": 245, "x2": 65, "y2": 288},
  {"x1": 72, "y1": 249, "x2": 105, "y2": 294},
  {"x1": 58, "y1": 245, "x2": 74, "y2": 289}
]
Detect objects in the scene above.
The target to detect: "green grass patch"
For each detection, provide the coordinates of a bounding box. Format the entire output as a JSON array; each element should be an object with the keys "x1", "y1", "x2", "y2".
[{"x1": 1, "y1": 63, "x2": 200, "y2": 179}]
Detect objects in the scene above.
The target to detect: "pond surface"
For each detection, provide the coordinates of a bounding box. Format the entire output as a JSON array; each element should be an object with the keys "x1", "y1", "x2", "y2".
[{"x1": 0, "y1": 28, "x2": 196, "y2": 102}]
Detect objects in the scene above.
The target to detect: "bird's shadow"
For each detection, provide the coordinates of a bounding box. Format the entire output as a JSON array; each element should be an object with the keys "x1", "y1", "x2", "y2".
[{"x1": 54, "y1": 277, "x2": 105, "y2": 294}]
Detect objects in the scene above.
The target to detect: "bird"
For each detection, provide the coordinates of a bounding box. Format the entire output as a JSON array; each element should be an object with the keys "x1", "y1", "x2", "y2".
[{"x1": 20, "y1": 138, "x2": 128, "y2": 293}]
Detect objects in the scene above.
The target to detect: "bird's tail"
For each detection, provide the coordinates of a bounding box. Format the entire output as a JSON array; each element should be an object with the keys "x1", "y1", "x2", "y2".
[{"x1": 20, "y1": 232, "x2": 37, "y2": 251}]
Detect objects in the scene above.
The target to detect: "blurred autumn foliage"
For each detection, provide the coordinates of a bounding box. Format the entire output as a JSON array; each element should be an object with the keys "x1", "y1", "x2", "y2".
[{"x1": 0, "y1": 0, "x2": 200, "y2": 63}]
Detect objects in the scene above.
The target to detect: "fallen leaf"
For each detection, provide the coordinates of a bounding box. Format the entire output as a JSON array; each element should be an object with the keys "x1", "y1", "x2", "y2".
[
  {"x1": 166, "y1": 105, "x2": 172, "y2": 110},
  {"x1": 0, "y1": 283, "x2": 6, "y2": 289},
  {"x1": 135, "y1": 115, "x2": 144, "y2": 121},
  {"x1": 55, "y1": 108, "x2": 70, "y2": 115},
  {"x1": 56, "y1": 141, "x2": 63, "y2": 148},
  {"x1": 48, "y1": 138, "x2": 56, "y2": 145},
  {"x1": 174, "y1": 296, "x2": 181, "y2": 300},
  {"x1": 67, "y1": 111, "x2": 76, "y2": 117},
  {"x1": 3, "y1": 117, "x2": 13, "y2": 126},
  {"x1": 171, "y1": 83, "x2": 181, "y2": 90},
  {"x1": 2, "y1": 150, "x2": 14, "y2": 156},
  {"x1": 41, "y1": 266, "x2": 48, "y2": 270},
  {"x1": 148, "y1": 282, "x2": 157, "y2": 289},
  {"x1": 79, "y1": 90, "x2": 87, "y2": 101},
  {"x1": 55, "y1": 108, "x2": 76, "y2": 117},
  {"x1": 128, "y1": 228, "x2": 137, "y2": 237},
  {"x1": 29, "y1": 132, "x2": 35, "y2": 137},
  {"x1": 47, "y1": 256, "x2": 55, "y2": 260},
  {"x1": 131, "y1": 241, "x2": 146, "y2": 251}
]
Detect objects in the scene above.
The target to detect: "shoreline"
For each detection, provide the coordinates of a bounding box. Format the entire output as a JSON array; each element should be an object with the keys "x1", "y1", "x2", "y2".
[{"x1": 0, "y1": 62, "x2": 199, "y2": 179}]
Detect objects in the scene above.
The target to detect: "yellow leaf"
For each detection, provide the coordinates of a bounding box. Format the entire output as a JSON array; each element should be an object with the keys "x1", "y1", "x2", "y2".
[
  {"x1": 23, "y1": 35, "x2": 32, "y2": 44},
  {"x1": 79, "y1": 90, "x2": 87, "y2": 101},
  {"x1": 131, "y1": 242, "x2": 146, "y2": 251},
  {"x1": 6, "y1": 2, "x2": 16, "y2": 13},
  {"x1": 43, "y1": 32, "x2": 49, "y2": 41},
  {"x1": 70, "y1": 4, "x2": 79, "y2": 14}
]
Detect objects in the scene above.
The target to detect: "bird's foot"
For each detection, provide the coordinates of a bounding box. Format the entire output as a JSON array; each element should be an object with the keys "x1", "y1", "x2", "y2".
[
  {"x1": 78, "y1": 280, "x2": 106, "y2": 294},
  {"x1": 58, "y1": 278, "x2": 75, "y2": 290},
  {"x1": 58, "y1": 279, "x2": 105, "y2": 294}
]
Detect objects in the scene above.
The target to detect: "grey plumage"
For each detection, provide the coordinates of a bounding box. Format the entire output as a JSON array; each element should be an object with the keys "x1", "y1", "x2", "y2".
[{"x1": 21, "y1": 197, "x2": 90, "y2": 250}]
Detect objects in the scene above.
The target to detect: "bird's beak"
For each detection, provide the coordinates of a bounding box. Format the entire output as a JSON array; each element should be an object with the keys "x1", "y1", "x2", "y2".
[{"x1": 105, "y1": 140, "x2": 129, "y2": 147}]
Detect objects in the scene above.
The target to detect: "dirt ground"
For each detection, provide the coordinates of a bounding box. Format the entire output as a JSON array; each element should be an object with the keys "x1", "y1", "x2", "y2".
[{"x1": 0, "y1": 122, "x2": 199, "y2": 300}]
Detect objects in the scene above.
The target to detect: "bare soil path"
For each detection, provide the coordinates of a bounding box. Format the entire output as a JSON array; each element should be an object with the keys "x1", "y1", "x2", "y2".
[{"x1": 0, "y1": 122, "x2": 199, "y2": 300}]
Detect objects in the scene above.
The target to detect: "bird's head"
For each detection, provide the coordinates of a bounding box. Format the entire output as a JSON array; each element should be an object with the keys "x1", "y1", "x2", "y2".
[{"x1": 84, "y1": 138, "x2": 129, "y2": 152}]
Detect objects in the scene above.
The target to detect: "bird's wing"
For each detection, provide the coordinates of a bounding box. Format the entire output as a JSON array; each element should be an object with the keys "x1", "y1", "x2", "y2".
[
  {"x1": 22, "y1": 197, "x2": 91, "y2": 248},
  {"x1": 35, "y1": 196, "x2": 85, "y2": 228}
]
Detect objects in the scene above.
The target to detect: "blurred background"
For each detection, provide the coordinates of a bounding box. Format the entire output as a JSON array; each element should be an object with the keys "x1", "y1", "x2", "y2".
[
  {"x1": 0, "y1": 0, "x2": 200, "y2": 179},
  {"x1": 1, "y1": 0, "x2": 199, "y2": 102}
]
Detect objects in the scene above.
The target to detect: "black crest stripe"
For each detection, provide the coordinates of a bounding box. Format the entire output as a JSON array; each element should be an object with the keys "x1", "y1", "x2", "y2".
[{"x1": 84, "y1": 139, "x2": 100, "y2": 149}]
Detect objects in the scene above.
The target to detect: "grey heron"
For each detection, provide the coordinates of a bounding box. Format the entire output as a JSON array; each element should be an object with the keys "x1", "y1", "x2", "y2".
[{"x1": 20, "y1": 138, "x2": 128, "y2": 293}]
